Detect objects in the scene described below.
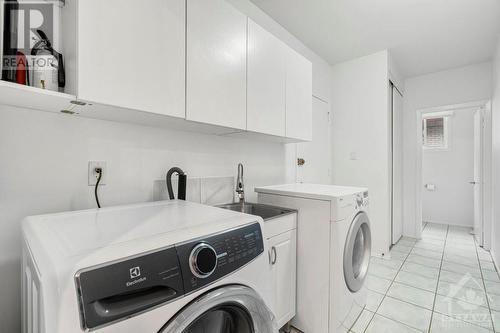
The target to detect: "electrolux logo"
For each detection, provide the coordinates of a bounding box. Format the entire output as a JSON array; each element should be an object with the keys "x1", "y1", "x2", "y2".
[
  {"x1": 127, "y1": 266, "x2": 147, "y2": 287},
  {"x1": 130, "y1": 266, "x2": 141, "y2": 279}
]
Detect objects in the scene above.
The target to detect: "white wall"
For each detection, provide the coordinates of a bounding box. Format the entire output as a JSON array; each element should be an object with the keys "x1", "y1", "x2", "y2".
[
  {"x1": 491, "y1": 36, "x2": 500, "y2": 267},
  {"x1": 331, "y1": 50, "x2": 391, "y2": 257},
  {"x1": 402, "y1": 62, "x2": 492, "y2": 238},
  {"x1": 422, "y1": 109, "x2": 475, "y2": 226},
  {"x1": 0, "y1": 1, "x2": 333, "y2": 331}
]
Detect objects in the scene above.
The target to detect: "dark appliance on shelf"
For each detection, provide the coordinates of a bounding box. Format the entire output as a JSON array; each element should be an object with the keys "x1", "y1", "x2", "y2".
[{"x1": 2, "y1": 0, "x2": 20, "y2": 82}]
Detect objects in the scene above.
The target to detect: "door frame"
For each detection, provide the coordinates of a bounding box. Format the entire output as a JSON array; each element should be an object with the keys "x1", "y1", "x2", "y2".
[
  {"x1": 390, "y1": 82, "x2": 404, "y2": 245},
  {"x1": 414, "y1": 100, "x2": 491, "y2": 243},
  {"x1": 473, "y1": 109, "x2": 484, "y2": 245}
]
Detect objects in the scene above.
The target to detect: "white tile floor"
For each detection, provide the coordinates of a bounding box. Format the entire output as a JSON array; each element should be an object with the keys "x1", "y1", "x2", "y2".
[{"x1": 350, "y1": 222, "x2": 500, "y2": 333}]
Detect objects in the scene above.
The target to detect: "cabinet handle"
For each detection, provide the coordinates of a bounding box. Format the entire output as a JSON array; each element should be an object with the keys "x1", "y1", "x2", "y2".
[{"x1": 271, "y1": 246, "x2": 277, "y2": 265}]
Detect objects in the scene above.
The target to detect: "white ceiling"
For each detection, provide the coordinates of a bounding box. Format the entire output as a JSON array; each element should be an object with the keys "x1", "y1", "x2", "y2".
[{"x1": 249, "y1": 0, "x2": 500, "y2": 78}]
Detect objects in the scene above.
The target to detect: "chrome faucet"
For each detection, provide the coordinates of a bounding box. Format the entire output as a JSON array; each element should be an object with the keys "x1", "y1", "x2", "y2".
[{"x1": 236, "y1": 163, "x2": 245, "y2": 203}]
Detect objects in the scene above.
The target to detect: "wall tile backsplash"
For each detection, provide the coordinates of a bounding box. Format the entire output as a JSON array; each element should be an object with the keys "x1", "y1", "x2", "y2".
[
  {"x1": 153, "y1": 176, "x2": 235, "y2": 205},
  {"x1": 201, "y1": 177, "x2": 235, "y2": 205}
]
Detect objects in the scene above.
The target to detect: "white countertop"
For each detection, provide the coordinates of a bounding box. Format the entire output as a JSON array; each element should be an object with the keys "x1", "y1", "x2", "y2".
[
  {"x1": 22, "y1": 200, "x2": 261, "y2": 265},
  {"x1": 255, "y1": 183, "x2": 368, "y2": 201}
]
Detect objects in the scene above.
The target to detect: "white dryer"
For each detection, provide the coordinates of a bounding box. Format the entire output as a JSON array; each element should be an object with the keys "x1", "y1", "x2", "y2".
[
  {"x1": 255, "y1": 184, "x2": 371, "y2": 333},
  {"x1": 21, "y1": 200, "x2": 277, "y2": 333}
]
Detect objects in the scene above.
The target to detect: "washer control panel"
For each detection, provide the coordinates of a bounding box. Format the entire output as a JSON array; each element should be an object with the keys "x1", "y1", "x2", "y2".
[
  {"x1": 176, "y1": 222, "x2": 264, "y2": 293},
  {"x1": 355, "y1": 191, "x2": 369, "y2": 209},
  {"x1": 75, "y1": 222, "x2": 263, "y2": 330}
]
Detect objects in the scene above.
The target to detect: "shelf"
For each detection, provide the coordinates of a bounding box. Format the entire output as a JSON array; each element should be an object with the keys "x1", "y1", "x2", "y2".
[
  {"x1": 0, "y1": 79, "x2": 308, "y2": 143},
  {"x1": 71, "y1": 100, "x2": 307, "y2": 142},
  {"x1": 0, "y1": 80, "x2": 75, "y2": 113},
  {"x1": 71, "y1": 100, "x2": 243, "y2": 136}
]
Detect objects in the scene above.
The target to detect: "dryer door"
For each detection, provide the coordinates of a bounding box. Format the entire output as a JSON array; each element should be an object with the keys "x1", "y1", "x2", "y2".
[
  {"x1": 344, "y1": 212, "x2": 371, "y2": 292},
  {"x1": 160, "y1": 285, "x2": 277, "y2": 333}
]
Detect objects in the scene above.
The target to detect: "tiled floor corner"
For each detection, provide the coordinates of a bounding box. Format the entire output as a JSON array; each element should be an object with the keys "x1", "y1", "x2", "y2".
[{"x1": 349, "y1": 222, "x2": 500, "y2": 333}]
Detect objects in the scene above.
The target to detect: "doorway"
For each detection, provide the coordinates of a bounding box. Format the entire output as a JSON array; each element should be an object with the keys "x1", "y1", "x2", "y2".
[{"x1": 415, "y1": 101, "x2": 491, "y2": 246}]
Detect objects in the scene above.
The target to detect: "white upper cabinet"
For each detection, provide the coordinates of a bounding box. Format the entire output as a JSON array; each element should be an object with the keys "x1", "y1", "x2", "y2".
[
  {"x1": 247, "y1": 19, "x2": 286, "y2": 137},
  {"x1": 0, "y1": 0, "x2": 313, "y2": 142},
  {"x1": 186, "y1": 0, "x2": 247, "y2": 130},
  {"x1": 286, "y1": 48, "x2": 313, "y2": 141},
  {"x1": 77, "y1": 0, "x2": 185, "y2": 118}
]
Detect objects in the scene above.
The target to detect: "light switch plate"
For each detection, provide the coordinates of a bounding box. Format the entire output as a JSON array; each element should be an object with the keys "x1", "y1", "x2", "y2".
[{"x1": 88, "y1": 161, "x2": 107, "y2": 186}]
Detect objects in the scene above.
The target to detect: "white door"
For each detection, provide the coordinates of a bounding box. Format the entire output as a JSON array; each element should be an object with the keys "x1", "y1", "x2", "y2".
[
  {"x1": 296, "y1": 97, "x2": 331, "y2": 184},
  {"x1": 473, "y1": 110, "x2": 483, "y2": 245},
  {"x1": 186, "y1": 0, "x2": 247, "y2": 129},
  {"x1": 247, "y1": 19, "x2": 286, "y2": 136},
  {"x1": 77, "y1": 0, "x2": 185, "y2": 118},
  {"x1": 391, "y1": 86, "x2": 403, "y2": 244},
  {"x1": 268, "y1": 229, "x2": 297, "y2": 328}
]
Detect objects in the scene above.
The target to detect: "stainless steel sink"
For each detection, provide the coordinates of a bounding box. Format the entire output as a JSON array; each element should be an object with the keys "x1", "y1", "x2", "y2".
[{"x1": 217, "y1": 202, "x2": 296, "y2": 221}]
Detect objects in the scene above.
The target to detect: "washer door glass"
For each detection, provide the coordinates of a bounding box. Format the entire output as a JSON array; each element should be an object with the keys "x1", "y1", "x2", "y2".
[
  {"x1": 344, "y1": 212, "x2": 371, "y2": 292},
  {"x1": 160, "y1": 285, "x2": 276, "y2": 333},
  {"x1": 183, "y1": 305, "x2": 252, "y2": 333}
]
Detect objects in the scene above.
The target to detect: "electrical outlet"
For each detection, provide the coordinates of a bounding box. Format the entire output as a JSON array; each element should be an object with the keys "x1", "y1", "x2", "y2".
[{"x1": 88, "y1": 161, "x2": 107, "y2": 186}]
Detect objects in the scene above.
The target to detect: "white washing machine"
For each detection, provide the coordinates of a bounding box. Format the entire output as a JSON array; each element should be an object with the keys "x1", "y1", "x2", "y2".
[
  {"x1": 255, "y1": 184, "x2": 371, "y2": 333},
  {"x1": 21, "y1": 200, "x2": 277, "y2": 333}
]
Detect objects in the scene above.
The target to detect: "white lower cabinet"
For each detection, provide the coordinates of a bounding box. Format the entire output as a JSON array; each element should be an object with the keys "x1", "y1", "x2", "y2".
[{"x1": 265, "y1": 215, "x2": 297, "y2": 329}]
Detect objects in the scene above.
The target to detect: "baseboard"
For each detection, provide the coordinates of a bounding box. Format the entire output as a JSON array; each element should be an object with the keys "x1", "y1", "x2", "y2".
[{"x1": 423, "y1": 219, "x2": 474, "y2": 228}]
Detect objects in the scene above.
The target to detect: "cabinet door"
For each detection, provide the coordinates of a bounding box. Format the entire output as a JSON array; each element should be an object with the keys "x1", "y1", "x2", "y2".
[
  {"x1": 77, "y1": 0, "x2": 185, "y2": 118},
  {"x1": 247, "y1": 19, "x2": 286, "y2": 136},
  {"x1": 186, "y1": 0, "x2": 247, "y2": 130},
  {"x1": 268, "y1": 229, "x2": 297, "y2": 328},
  {"x1": 286, "y1": 48, "x2": 312, "y2": 141}
]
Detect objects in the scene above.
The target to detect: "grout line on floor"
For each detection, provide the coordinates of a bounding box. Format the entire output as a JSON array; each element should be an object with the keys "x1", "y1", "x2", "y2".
[
  {"x1": 361, "y1": 234, "x2": 416, "y2": 333},
  {"x1": 474, "y1": 235, "x2": 497, "y2": 332},
  {"x1": 359, "y1": 223, "x2": 496, "y2": 333},
  {"x1": 426, "y1": 224, "x2": 449, "y2": 333},
  {"x1": 372, "y1": 311, "x2": 431, "y2": 333},
  {"x1": 388, "y1": 278, "x2": 438, "y2": 295}
]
